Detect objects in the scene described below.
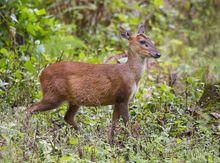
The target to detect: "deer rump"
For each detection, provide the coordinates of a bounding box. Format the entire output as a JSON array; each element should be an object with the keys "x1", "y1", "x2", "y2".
[{"x1": 40, "y1": 61, "x2": 132, "y2": 106}]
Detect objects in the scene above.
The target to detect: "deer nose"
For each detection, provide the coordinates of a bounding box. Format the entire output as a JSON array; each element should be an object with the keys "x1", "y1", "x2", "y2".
[{"x1": 155, "y1": 53, "x2": 161, "y2": 58}]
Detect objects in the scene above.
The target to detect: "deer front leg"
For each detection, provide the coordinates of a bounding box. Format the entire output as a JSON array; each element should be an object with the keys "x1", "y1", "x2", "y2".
[
  {"x1": 109, "y1": 102, "x2": 130, "y2": 144},
  {"x1": 109, "y1": 105, "x2": 120, "y2": 144},
  {"x1": 118, "y1": 103, "x2": 130, "y2": 128},
  {"x1": 118, "y1": 102, "x2": 131, "y2": 141}
]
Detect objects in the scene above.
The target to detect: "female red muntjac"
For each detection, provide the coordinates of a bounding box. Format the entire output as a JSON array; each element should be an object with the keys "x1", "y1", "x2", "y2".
[{"x1": 28, "y1": 24, "x2": 161, "y2": 142}]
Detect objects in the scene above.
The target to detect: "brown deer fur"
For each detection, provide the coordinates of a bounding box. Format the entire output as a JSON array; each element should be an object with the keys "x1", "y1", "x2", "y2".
[{"x1": 28, "y1": 25, "x2": 160, "y2": 143}]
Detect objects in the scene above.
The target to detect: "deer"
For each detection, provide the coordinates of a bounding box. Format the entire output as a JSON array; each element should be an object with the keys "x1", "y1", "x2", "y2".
[{"x1": 28, "y1": 24, "x2": 161, "y2": 143}]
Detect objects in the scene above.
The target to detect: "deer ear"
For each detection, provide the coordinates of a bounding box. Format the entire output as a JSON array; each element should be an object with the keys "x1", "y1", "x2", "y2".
[
  {"x1": 120, "y1": 27, "x2": 132, "y2": 40},
  {"x1": 138, "y1": 24, "x2": 145, "y2": 34}
]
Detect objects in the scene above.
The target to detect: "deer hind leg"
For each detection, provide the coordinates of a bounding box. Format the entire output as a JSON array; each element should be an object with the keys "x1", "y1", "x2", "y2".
[
  {"x1": 64, "y1": 103, "x2": 79, "y2": 130},
  {"x1": 28, "y1": 97, "x2": 63, "y2": 115}
]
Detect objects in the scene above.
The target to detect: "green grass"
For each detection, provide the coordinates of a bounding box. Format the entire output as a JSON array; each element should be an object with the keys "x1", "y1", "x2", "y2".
[
  {"x1": 0, "y1": 0, "x2": 219, "y2": 162},
  {"x1": 0, "y1": 79, "x2": 219, "y2": 162}
]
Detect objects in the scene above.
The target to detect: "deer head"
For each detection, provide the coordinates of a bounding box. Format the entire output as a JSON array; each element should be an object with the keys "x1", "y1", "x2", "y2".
[{"x1": 120, "y1": 24, "x2": 161, "y2": 59}]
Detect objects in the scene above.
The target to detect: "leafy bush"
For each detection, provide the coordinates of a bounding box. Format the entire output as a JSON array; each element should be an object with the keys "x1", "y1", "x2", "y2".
[
  {"x1": 0, "y1": 0, "x2": 219, "y2": 162},
  {"x1": 0, "y1": 0, "x2": 55, "y2": 108}
]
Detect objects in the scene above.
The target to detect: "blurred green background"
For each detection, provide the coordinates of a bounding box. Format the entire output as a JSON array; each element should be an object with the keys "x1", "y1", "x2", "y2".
[{"x1": 0, "y1": 0, "x2": 219, "y2": 162}]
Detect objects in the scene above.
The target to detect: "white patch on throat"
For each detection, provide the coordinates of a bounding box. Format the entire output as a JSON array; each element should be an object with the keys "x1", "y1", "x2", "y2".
[{"x1": 130, "y1": 82, "x2": 138, "y2": 100}]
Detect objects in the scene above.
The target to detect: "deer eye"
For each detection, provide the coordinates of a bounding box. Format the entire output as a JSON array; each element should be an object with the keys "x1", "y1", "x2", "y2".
[
  {"x1": 140, "y1": 40, "x2": 149, "y2": 47},
  {"x1": 139, "y1": 40, "x2": 146, "y2": 45}
]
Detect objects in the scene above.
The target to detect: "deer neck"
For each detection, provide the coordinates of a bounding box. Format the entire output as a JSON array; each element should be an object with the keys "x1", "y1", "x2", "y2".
[{"x1": 126, "y1": 47, "x2": 146, "y2": 83}]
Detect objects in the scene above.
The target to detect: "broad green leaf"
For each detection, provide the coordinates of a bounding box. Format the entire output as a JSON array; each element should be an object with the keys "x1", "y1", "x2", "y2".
[
  {"x1": 79, "y1": 52, "x2": 86, "y2": 59},
  {"x1": 35, "y1": 9, "x2": 46, "y2": 16},
  {"x1": 160, "y1": 83, "x2": 168, "y2": 91},
  {"x1": 15, "y1": 70, "x2": 22, "y2": 79},
  {"x1": 24, "y1": 61, "x2": 35, "y2": 73},
  {"x1": 118, "y1": 14, "x2": 127, "y2": 21},
  {"x1": 154, "y1": 0, "x2": 164, "y2": 8},
  {"x1": 176, "y1": 138, "x2": 182, "y2": 144},
  {"x1": 69, "y1": 137, "x2": 78, "y2": 145},
  {"x1": 0, "y1": 48, "x2": 8, "y2": 54},
  {"x1": 27, "y1": 23, "x2": 36, "y2": 36},
  {"x1": 60, "y1": 155, "x2": 73, "y2": 162}
]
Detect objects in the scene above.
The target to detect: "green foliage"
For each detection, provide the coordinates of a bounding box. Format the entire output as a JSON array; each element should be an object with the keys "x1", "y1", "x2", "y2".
[
  {"x1": 0, "y1": 0, "x2": 56, "y2": 107},
  {"x1": 0, "y1": 0, "x2": 219, "y2": 162}
]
